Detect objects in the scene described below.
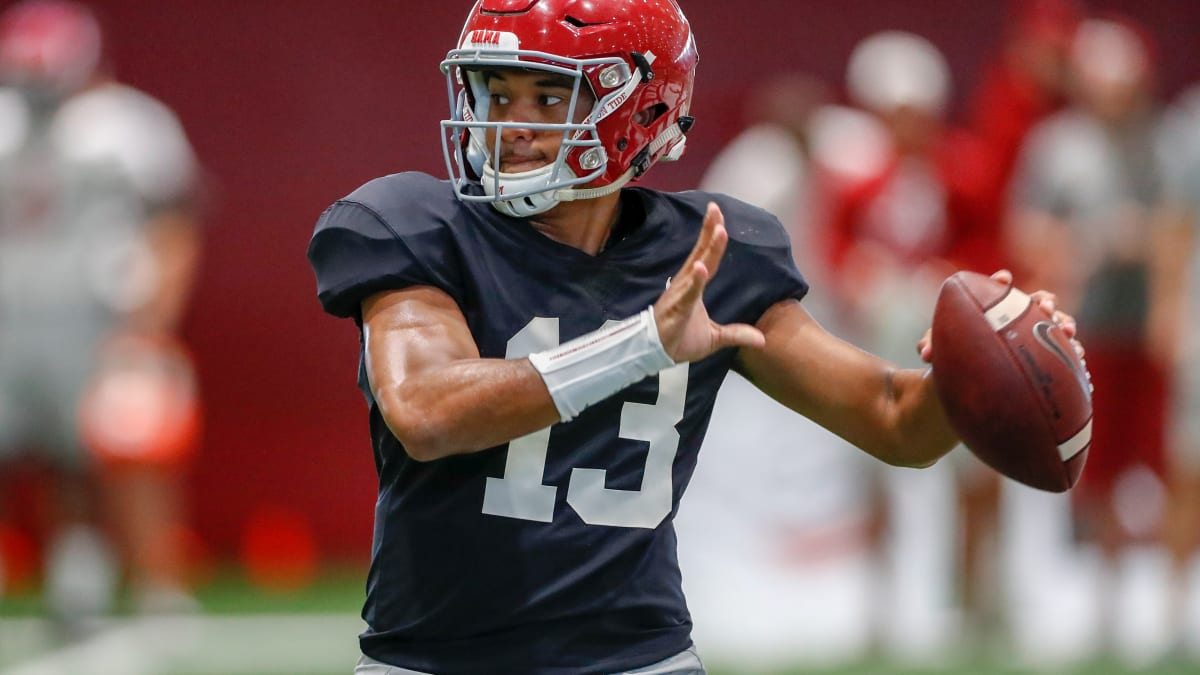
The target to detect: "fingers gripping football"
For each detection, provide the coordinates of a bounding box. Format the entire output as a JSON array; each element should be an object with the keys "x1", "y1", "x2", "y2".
[
  {"x1": 918, "y1": 270, "x2": 1083, "y2": 362},
  {"x1": 653, "y1": 203, "x2": 765, "y2": 362}
]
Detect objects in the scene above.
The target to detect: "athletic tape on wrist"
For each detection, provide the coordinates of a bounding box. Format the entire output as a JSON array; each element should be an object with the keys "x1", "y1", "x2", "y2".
[{"x1": 529, "y1": 307, "x2": 675, "y2": 421}]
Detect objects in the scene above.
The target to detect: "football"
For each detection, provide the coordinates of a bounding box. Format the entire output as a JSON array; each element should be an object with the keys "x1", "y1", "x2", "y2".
[{"x1": 930, "y1": 271, "x2": 1092, "y2": 492}]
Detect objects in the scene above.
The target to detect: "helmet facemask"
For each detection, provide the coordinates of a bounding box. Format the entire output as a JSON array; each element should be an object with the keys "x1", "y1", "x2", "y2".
[{"x1": 441, "y1": 46, "x2": 647, "y2": 217}]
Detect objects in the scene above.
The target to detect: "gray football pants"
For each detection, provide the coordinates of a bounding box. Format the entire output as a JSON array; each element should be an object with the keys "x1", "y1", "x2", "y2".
[{"x1": 354, "y1": 645, "x2": 706, "y2": 674}]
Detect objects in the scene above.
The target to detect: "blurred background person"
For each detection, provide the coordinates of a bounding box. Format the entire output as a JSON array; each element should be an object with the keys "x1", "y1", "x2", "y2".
[
  {"x1": 1006, "y1": 14, "x2": 1180, "y2": 665},
  {"x1": 1158, "y1": 80, "x2": 1200, "y2": 659},
  {"x1": 0, "y1": 0, "x2": 203, "y2": 635},
  {"x1": 676, "y1": 72, "x2": 882, "y2": 672},
  {"x1": 814, "y1": 29, "x2": 1004, "y2": 663},
  {"x1": 698, "y1": 71, "x2": 831, "y2": 297}
]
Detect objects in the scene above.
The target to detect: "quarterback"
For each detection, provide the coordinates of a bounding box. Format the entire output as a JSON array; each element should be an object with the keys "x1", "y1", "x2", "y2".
[{"x1": 307, "y1": 1, "x2": 1073, "y2": 673}]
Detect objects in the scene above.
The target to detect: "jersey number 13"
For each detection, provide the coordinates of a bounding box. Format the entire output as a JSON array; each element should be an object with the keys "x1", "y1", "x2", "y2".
[{"x1": 482, "y1": 316, "x2": 689, "y2": 529}]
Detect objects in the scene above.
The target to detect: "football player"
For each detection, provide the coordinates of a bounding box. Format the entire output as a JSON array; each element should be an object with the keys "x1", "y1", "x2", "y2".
[
  {"x1": 0, "y1": 0, "x2": 203, "y2": 628},
  {"x1": 307, "y1": 1, "x2": 1077, "y2": 673}
]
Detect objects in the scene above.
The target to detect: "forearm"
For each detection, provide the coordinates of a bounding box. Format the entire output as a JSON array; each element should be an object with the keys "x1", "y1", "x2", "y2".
[
  {"x1": 375, "y1": 356, "x2": 559, "y2": 461},
  {"x1": 884, "y1": 367, "x2": 960, "y2": 468},
  {"x1": 739, "y1": 300, "x2": 958, "y2": 468},
  {"x1": 786, "y1": 360, "x2": 958, "y2": 468},
  {"x1": 372, "y1": 303, "x2": 676, "y2": 460},
  {"x1": 363, "y1": 286, "x2": 562, "y2": 461}
]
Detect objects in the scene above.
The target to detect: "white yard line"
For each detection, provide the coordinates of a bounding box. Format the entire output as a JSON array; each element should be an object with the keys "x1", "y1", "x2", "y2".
[{"x1": 0, "y1": 613, "x2": 364, "y2": 675}]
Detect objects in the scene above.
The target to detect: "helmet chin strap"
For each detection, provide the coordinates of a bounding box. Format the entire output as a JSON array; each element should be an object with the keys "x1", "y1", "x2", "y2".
[
  {"x1": 554, "y1": 167, "x2": 636, "y2": 202},
  {"x1": 483, "y1": 154, "x2": 597, "y2": 217}
]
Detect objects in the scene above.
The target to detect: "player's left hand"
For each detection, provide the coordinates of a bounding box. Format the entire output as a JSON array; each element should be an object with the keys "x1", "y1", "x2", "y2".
[
  {"x1": 654, "y1": 202, "x2": 766, "y2": 362},
  {"x1": 916, "y1": 269, "x2": 1082, "y2": 363}
]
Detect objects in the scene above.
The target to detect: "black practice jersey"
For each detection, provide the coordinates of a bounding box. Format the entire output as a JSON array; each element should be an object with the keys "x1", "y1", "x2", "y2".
[{"x1": 307, "y1": 172, "x2": 807, "y2": 674}]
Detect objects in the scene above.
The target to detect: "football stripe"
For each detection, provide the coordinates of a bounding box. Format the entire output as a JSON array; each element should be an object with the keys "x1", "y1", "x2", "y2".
[
  {"x1": 1058, "y1": 417, "x2": 1092, "y2": 461},
  {"x1": 984, "y1": 287, "x2": 1031, "y2": 331}
]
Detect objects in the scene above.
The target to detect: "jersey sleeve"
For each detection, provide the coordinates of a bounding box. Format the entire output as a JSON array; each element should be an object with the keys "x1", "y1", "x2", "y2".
[
  {"x1": 707, "y1": 192, "x2": 809, "y2": 324},
  {"x1": 307, "y1": 173, "x2": 464, "y2": 319}
]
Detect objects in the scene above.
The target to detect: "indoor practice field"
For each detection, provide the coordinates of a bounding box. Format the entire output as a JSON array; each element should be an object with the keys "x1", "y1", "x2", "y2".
[{"x1": 1, "y1": 567, "x2": 1198, "y2": 675}]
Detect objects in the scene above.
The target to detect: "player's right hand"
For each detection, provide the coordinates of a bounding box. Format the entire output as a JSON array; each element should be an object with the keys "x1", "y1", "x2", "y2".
[
  {"x1": 653, "y1": 202, "x2": 765, "y2": 362},
  {"x1": 915, "y1": 269, "x2": 1080, "y2": 363}
]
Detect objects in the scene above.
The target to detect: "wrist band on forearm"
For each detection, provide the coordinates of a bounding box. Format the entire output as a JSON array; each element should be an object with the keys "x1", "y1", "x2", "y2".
[{"x1": 529, "y1": 307, "x2": 675, "y2": 422}]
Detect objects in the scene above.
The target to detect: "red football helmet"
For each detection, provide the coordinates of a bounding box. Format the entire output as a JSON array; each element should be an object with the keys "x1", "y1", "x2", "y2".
[
  {"x1": 441, "y1": 0, "x2": 699, "y2": 217},
  {"x1": 0, "y1": 0, "x2": 102, "y2": 97}
]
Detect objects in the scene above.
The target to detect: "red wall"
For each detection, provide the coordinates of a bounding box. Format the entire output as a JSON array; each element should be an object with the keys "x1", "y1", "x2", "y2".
[{"x1": 61, "y1": 1, "x2": 1200, "y2": 559}]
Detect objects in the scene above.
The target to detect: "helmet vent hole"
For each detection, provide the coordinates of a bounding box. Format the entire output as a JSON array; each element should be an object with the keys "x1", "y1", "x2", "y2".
[{"x1": 563, "y1": 15, "x2": 607, "y2": 28}]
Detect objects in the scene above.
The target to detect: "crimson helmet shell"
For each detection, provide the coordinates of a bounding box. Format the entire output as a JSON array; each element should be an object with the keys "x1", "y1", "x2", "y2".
[{"x1": 442, "y1": 0, "x2": 698, "y2": 214}]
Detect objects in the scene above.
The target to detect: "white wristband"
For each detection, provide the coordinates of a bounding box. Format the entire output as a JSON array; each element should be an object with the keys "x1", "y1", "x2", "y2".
[{"x1": 529, "y1": 307, "x2": 676, "y2": 422}]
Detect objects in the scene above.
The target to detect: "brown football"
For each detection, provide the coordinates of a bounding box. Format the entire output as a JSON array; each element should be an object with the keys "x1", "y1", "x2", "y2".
[{"x1": 931, "y1": 271, "x2": 1092, "y2": 492}]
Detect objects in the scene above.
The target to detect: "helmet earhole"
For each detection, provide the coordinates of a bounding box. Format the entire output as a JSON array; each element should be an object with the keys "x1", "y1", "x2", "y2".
[
  {"x1": 633, "y1": 104, "x2": 667, "y2": 128},
  {"x1": 617, "y1": 138, "x2": 628, "y2": 151}
]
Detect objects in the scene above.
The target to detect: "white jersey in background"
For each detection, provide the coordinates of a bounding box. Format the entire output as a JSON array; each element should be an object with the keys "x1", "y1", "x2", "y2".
[{"x1": 0, "y1": 81, "x2": 197, "y2": 462}]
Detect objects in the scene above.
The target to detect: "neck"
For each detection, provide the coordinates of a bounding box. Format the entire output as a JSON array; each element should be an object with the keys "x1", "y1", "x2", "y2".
[{"x1": 528, "y1": 192, "x2": 622, "y2": 256}]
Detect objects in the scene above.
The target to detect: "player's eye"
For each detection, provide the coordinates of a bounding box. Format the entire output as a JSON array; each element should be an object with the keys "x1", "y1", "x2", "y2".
[
  {"x1": 539, "y1": 94, "x2": 565, "y2": 106},
  {"x1": 490, "y1": 93, "x2": 511, "y2": 106}
]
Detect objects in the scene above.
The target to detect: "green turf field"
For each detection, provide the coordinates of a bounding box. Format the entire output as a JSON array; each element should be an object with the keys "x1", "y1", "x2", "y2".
[{"x1": 2, "y1": 566, "x2": 1197, "y2": 674}]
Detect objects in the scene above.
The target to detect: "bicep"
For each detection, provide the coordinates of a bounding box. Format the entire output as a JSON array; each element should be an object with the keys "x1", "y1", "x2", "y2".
[{"x1": 361, "y1": 285, "x2": 479, "y2": 398}]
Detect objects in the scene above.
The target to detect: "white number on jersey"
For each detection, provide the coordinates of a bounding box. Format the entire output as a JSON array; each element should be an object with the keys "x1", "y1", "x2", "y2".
[{"x1": 482, "y1": 316, "x2": 688, "y2": 529}]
